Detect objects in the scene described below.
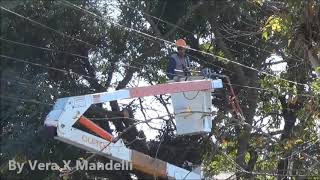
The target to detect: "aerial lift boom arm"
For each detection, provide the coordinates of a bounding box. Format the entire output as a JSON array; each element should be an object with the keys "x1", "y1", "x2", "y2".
[{"x1": 44, "y1": 79, "x2": 223, "y2": 179}]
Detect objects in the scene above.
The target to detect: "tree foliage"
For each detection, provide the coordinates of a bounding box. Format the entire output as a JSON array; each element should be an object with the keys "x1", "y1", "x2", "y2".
[{"x1": 1, "y1": 0, "x2": 319, "y2": 179}]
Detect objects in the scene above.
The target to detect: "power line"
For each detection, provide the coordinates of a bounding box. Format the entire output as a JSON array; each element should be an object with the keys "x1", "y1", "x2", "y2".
[
  {"x1": 1, "y1": 52, "x2": 316, "y2": 99},
  {"x1": 3, "y1": 74, "x2": 311, "y2": 150},
  {"x1": 1, "y1": 54, "x2": 70, "y2": 73},
  {"x1": 2, "y1": 1, "x2": 313, "y2": 92},
  {"x1": 187, "y1": 54, "x2": 236, "y2": 74},
  {"x1": 0, "y1": 5, "x2": 159, "y2": 87},
  {"x1": 61, "y1": 0, "x2": 310, "y2": 88},
  {"x1": 280, "y1": 140, "x2": 320, "y2": 161},
  {"x1": 227, "y1": 82, "x2": 315, "y2": 98},
  {"x1": 124, "y1": 3, "x2": 254, "y2": 66},
  {"x1": 3, "y1": 34, "x2": 310, "y2": 100},
  {"x1": 109, "y1": 2, "x2": 194, "y2": 35},
  {"x1": 0, "y1": 6, "x2": 97, "y2": 49},
  {"x1": 0, "y1": 38, "x2": 164, "y2": 86},
  {"x1": 0, "y1": 38, "x2": 138, "y2": 78},
  {"x1": 2, "y1": 49, "x2": 317, "y2": 104},
  {"x1": 2, "y1": 76, "x2": 318, "y2": 176},
  {"x1": 0, "y1": 54, "x2": 112, "y2": 84},
  {"x1": 1, "y1": 0, "x2": 318, "y2": 129},
  {"x1": 0, "y1": 95, "x2": 53, "y2": 106},
  {"x1": 0, "y1": 37, "x2": 89, "y2": 59},
  {"x1": 105, "y1": 1, "x2": 312, "y2": 97},
  {"x1": 1, "y1": 77, "x2": 72, "y2": 95},
  {"x1": 115, "y1": 1, "x2": 305, "y2": 68},
  {"x1": 215, "y1": 141, "x2": 320, "y2": 178},
  {"x1": 4, "y1": 4, "x2": 313, "y2": 173},
  {"x1": 3, "y1": 69, "x2": 310, "y2": 144},
  {"x1": 1, "y1": 2, "x2": 311, "y2": 90},
  {"x1": 0, "y1": 38, "x2": 202, "y2": 82}
]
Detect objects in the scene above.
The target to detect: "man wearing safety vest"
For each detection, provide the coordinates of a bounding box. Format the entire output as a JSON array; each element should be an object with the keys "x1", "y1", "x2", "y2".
[{"x1": 167, "y1": 39, "x2": 191, "y2": 81}]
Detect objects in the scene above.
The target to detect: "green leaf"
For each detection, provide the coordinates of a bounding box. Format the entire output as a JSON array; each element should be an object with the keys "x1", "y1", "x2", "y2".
[{"x1": 262, "y1": 31, "x2": 268, "y2": 40}]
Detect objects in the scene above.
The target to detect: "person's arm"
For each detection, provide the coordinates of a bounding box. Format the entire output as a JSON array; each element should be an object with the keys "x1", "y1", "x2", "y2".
[{"x1": 167, "y1": 57, "x2": 176, "y2": 80}]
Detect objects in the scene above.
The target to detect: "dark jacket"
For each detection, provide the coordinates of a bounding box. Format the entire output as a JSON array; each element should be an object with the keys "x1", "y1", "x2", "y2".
[{"x1": 167, "y1": 53, "x2": 191, "y2": 79}]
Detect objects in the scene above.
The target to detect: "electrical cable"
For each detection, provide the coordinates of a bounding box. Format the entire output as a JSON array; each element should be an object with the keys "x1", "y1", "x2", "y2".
[
  {"x1": 2, "y1": 35, "x2": 315, "y2": 100},
  {"x1": 61, "y1": 0, "x2": 310, "y2": 88},
  {"x1": 0, "y1": 8, "x2": 314, "y2": 97},
  {"x1": 2, "y1": 2, "x2": 313, "y2": 90},
  {"x1": 2, "y1": 38, "x2": 316, "y2": 99},
  {"x1": 0, "y1": 6, "x2": 97, "y2": 49},
  {"x1": 2, "y1": 3, "x2": 319, "y2": 177},
  {"x1": 0, "y1": 54, "x2": 117, "y2": 88},
  {"x1": 0, "y1": 37, "x2": 89, "y2": 59}
]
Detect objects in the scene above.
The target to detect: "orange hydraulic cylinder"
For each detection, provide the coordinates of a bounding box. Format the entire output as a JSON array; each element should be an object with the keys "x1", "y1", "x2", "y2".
[{"x1": 79, "y1": 116, "x2": 114, "y2": 142}]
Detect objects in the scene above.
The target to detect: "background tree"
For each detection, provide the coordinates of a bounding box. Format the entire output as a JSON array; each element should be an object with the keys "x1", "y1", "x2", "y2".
[{"x1": 1, "y1": 0, "x2": 319, "y2": 179}]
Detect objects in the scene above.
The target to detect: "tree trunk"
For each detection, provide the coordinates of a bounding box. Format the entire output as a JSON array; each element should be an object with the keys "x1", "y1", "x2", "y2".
[{"x1": 277, "y1": 96, "x2": 301, "y2": 179}]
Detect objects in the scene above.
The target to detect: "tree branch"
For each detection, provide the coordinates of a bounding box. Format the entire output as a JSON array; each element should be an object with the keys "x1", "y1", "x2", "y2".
[
  {"x1": 144, "y1": 1, "x2": 162, "y2": 37},
  {"x1": 164, "y1": 1, "x2": 203, "y2": 39}
]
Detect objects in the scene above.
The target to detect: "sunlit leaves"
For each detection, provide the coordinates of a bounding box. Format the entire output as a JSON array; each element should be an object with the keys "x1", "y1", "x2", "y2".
[
  {"x1": 311, "y1": 78, "x2": 320, "y2": 95},
  {"x1": 262, "y1": 15, "x2": 289, "y2": 40},
  {"x1": 199, "y1": 42, "x2": 214, "y2": 53}
]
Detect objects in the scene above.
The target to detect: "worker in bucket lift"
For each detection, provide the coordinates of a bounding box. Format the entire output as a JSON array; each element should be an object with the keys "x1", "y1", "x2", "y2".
[{"x1": 167, "y1": 39, "x2": 192, "y2": 81}]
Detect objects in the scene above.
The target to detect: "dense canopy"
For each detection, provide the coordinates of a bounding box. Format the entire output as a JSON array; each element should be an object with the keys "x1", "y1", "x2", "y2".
[{"x1": 1, "y1": 0, "x2": 319, "y2": 179}]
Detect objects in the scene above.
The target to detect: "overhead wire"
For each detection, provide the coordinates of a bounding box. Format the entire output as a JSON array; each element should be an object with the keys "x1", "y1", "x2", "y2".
[
  {"x1": 215, "y1": 141, "x2": 320, "y2": 178},
  {"x1": 0, "y1": 37, "x2": 166, "y2": 88},
  {"x1": 0, "y1": 2, "x2": 172, "y2": 88},
  {"x1": 280, "y1": 139, "x2": 320, "y2": 161},
  {"x1": 0, "y1": 37, "x2": 89, "y2": 59},
  {"x1": 0, "y1": 52, "x2": 192, "y2": 93},
  {"x1": 1, "y1": 51, "x2": 317, "y2": 101},
  {"x1": 110, "y1": 1, "x2": 306, "y2": 73},
  {"x1": 1, "y1": 2, "x2": 318, "y2": 178},
  {"x1": 1, "y1": 82, "x2": 181, "y2": 177},
  {"x1": 1, "y1": 5, "x2": 314, "y2": 99},
  {"x1": 108, "y1": 2, "x2": 194, "y2": 35},
  {"x1": 0, "y1": 27, "x2": 234, "y2": 180},
  {"x1": 3, "y1": 1, "x2": 320, "y2": 174},
  {"x1": 1, "y1": 54, "x2": 71, "y2": 74},
  {"x1": 0, "y1": 6, "x2": 97, "y2": 49},
  {"x1": 1, "y1": 77, "x2": 73, "y2": 95},
  {"x1": 2, "y1": 1, "x2": 313, "y2": 93},
  {"x1": 2, "y1": 50, "x2": 314, "y2": 114},
  {"x1": 0, "y1": 95, "x2": 54, "y2": 106},
  {"x1": 2, "y1": 78, "x2": 319, "y2": 178},
  {"x1": 0, "y1": 54, "x2": 117, "y2": 89},
  {"x1": 112, "y1": 3, "x2": 257, "y2": 74},
  {"x1": 226, "y1": 82, "x2": 316, "y2": 98},
  {"x1": 60, "y1": 0, "x2": 309, "y2": 88},
  {"x1": 105, "y1": 1, "x2": 317, "y2": 112}
]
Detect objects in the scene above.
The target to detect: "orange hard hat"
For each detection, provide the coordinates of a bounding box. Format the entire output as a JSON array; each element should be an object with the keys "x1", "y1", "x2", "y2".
[{"x1": 175, "y1": 39, "x2": 187, "y2": 47}]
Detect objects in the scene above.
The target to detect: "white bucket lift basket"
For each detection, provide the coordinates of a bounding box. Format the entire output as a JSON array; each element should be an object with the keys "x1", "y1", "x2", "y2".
[{"x1": 171, "y1": 77, "x2": 223, "y2": 135}]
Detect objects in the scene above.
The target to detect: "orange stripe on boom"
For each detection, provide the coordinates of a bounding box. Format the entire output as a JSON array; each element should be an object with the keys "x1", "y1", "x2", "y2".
[
  {"x1": 130, "y1": 80, "x2": 211, "y2": 98},
  {"x1": 79, "y1": 116, "x2": 114, "y2": 142}
]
